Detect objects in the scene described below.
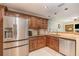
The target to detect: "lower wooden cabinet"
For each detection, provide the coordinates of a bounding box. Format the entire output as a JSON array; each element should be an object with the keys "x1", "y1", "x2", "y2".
[
  {"x1": 29, "y1": 36, "x2": 46, "y2": 52},
  {"x1": 29, "y1": 36, "x2": 59, "y2": 52},
  {"x1": 46, "y1": 36, "x2": 59, "y2": 52},
  {"x1": 37, "y1": 36, "x2": 46, "y2": 49},
  {"x1": 29, "y1": 37, "x2": 37, "y2": 52}
]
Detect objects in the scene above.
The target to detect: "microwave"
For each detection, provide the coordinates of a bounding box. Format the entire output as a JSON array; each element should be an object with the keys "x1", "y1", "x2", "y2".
[{"x1": 75, "y1": 24, "x2": 79, "y2": 29}]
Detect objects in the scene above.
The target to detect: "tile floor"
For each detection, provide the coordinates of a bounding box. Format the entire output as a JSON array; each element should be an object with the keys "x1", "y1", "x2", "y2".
[{"x1": 29, "y1": 47, "x2": 63, "y2": 56}]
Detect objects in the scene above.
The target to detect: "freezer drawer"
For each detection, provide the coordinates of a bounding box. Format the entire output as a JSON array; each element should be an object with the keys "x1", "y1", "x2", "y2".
[
  {"x1": 3, "y1": 45, "x2": 29, "y2": 56},
  {"x1": 18, "y1": 45, "x2": 29, "y2": 56},
  {"x1": 3, "y1": 40, "x2": 29, "y2": 49},
  {"x1": 3, "y1": 47, "x2": 18, "y2": 56}
]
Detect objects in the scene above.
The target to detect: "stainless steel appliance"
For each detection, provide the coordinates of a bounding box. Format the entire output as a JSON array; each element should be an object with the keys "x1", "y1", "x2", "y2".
[
  {"x1": 3, "y1": 16, "x2": 29, "y2": 56},
  {"x1": 59, "y1": 38, "x2": 75, "y2": 56}
]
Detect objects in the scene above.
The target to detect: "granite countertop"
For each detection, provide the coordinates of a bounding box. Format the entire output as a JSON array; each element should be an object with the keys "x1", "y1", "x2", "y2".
[
  {"x1": 29, "y1": 32, "x2": 79, "y2": 40},
  {"x1": 48, "y1": 32, "x2": 79, "y2": 40},
  {"x1": 29, "y1": 35, "x2": 47, "y2": 38}
]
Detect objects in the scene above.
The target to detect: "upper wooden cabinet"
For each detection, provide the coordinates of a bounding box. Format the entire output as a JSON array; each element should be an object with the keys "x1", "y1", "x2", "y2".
[
  {"x1": 28, "y1": 16, "x2": 37, "y2": 29},
  {"x1": 28, "y1": 16, "x2": 48, "y2": 29}
]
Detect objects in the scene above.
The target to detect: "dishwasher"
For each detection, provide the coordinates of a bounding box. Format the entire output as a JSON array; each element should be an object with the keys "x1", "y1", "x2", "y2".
[{"x1": 59, "y1": 38, "x2": 76, "y2": 56}]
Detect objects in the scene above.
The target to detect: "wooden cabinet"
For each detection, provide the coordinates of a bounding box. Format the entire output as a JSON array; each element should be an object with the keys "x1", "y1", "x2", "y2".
[
  {"x1": 46, "y1": 36, "x2": 59, "y2": 52},
  {"x1": 53, "y1": 37, "x2": 59, "y2": 52},
  {"x1": 29, "y1": 36, "x2": 59, "y2": 52},
  {"x1": 29, "y1": 36, "x2": 46, "y2": 52},
  {"x1": 37, "y1": 36, "x2": 46, "y2": 49},
  {"x1": 29, "y1": 17, "x2": 38, "y2": 29},
  {"x1": 46, "y1": 36, "x2": 50, "y2": 46},
  {"x1": 29, "y1": 37, "x2": 37, "y2": 52},
  {"x1": 0, "y1": 5, "x2": 6, "y2": 56},
  {"x1": 43, "y1": 19, "x2": 48, "y2": 29},
  {"x1": 28, "y1": 16, "x2": 48, "y2": 29},
  {"x1": 37, "y1": 19, "x2": 42, "y2": 29},
  {"x1": 38, "y1": 19, "x2": 48, "y2": 29}
]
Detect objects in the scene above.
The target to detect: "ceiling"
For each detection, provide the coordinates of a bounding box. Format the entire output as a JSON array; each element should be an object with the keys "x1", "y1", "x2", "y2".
[{"x1": 1, "y1": 3, "x2": 79, "y2": 19}]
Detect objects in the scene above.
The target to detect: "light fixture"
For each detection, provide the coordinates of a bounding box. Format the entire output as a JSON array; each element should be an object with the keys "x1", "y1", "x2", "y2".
[
  {"x1": 64, "y1": 8, "x2": 68, "y2": 10},
  {"x1": 48, "y1": 16, "x2": 50, "y2": 17},
  {"x1": 44, "y1": 6, "x2": 47, "y2": 8}
]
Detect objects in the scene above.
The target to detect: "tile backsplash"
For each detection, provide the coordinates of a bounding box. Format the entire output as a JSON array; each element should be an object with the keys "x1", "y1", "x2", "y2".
[{"x1": 28, "y1": 29, "x2": 48, "y2": 36}]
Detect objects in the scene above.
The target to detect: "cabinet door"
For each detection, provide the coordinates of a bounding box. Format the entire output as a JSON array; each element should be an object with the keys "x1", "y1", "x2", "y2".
[
  {"x1": 48, "y1": 36, "x2": 59, "y2": 52},
  {"x1": 37, "y1": 18, "x2": 41, "y2": 29},
  {"x1": 29, "y1": 38, "x2": 34, "y2": 52},
  {"x1": 40, "y1": 19, "x2": 44, "y2": 29},
  {"x1": 43, "y1": 36, "x2": 46, "y2": 47},
  {"x1": 46, "y1": 36, "x2": 50, "y2": 46},
  {"x1": 28, "y1": 17, "x2": 32, "y2": 28},
  {"x1": 33, "y1": 38, "x2": 38, "y2": 50},
  {"x1": 37, "y1": 36, "x2": 46, "y2": 49},
  {"x1": 37, "y1": 37, "x2": 42, "y2": 49},
  {"x1": 53, "y1": 38, "x2": 59, "y2": 52},
  {"x1": 37, "y1": 37, "x2": 43, "y2": 48},
  {"x1": 43, "y1": 19, "x2": 48, "y2": 29},
  {"x1": 29, "y1": 37, "x2": 37, "y2": 52},
  {"x1": 29, "y1": 17, "x2": 38, "y2": 29},
  {"x1": 49, "y1": 37, "x2": 54, "y2": 49}
]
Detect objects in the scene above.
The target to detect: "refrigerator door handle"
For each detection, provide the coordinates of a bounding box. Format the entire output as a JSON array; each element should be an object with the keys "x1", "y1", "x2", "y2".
[{"x1": 13, "y1": 24, "x2": 17, "y2": 39}]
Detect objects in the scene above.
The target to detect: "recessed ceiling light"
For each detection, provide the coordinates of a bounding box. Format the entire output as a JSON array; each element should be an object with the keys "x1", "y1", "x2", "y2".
[
  {"x1": 48, "y1": 16, "x2": 50, "y2": 17},
  {"x1": 44, "y1": 6, "x2": 47, "y2": 8},
  {"x1": 54, "y1": 12, "x2": 57, "y2": 15},
  {"x1": 58, "y1": 3, "x2": 64, "y2": 7},
  {"x1": 64, "y1": 8, "x2": 68, "y2": 10}
]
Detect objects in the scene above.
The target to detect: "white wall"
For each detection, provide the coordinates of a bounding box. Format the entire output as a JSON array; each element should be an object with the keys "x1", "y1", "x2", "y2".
[{"x1": 48, "y1": 17, "x2": 76, "y2": 32}]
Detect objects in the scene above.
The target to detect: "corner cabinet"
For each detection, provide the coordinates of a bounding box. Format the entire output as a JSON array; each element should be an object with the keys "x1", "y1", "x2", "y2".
[{"x1": 46, "y1": 36, "x2": 59, "y2": 52}]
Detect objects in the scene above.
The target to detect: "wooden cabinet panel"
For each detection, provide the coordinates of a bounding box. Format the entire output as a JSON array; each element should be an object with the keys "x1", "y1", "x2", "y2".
[{"x1": 0, "y1": 5, "x2": 6, "y2": 56}]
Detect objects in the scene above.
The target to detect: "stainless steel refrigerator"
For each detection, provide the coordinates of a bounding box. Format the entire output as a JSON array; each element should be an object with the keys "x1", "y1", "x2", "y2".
[{"x1": 3, "y1": 16, "x2": 29, "y2": 56}]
